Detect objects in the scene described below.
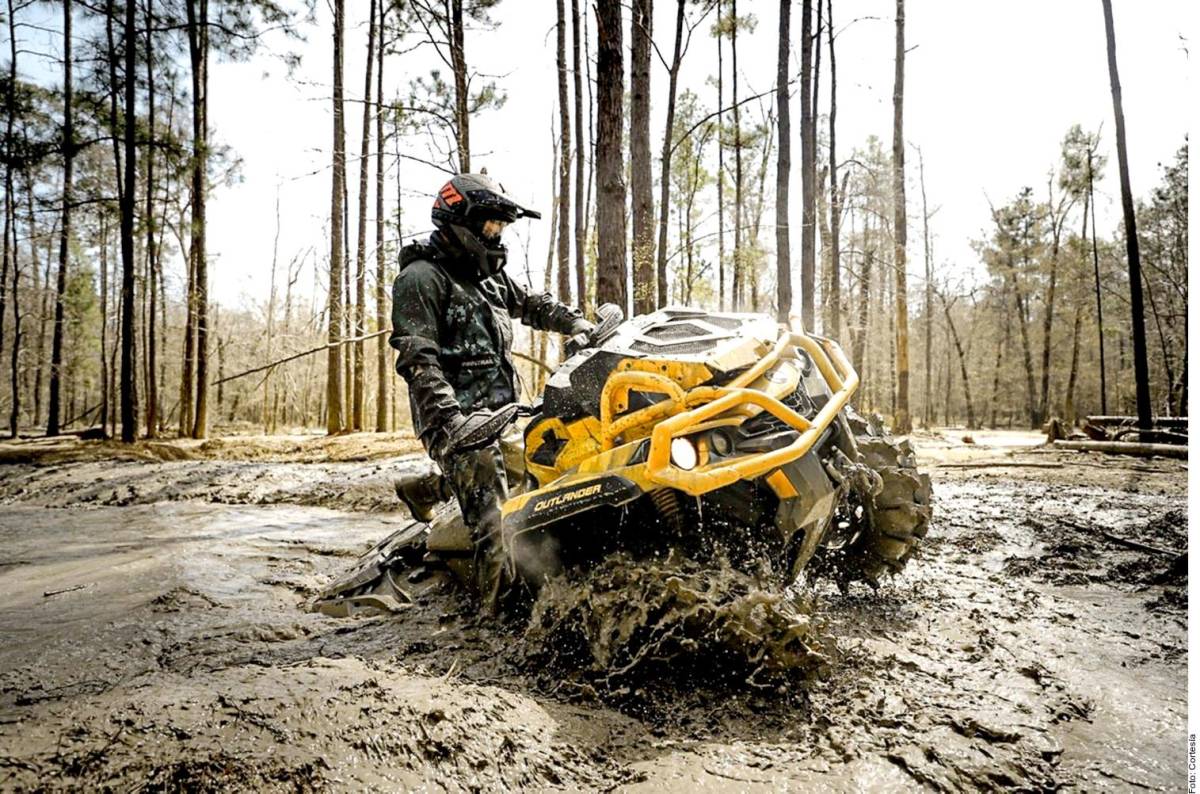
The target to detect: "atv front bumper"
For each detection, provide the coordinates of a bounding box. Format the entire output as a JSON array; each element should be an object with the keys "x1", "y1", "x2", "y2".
[{"x1": 502, "y1": 328, "x2": 858, "y2": 530}]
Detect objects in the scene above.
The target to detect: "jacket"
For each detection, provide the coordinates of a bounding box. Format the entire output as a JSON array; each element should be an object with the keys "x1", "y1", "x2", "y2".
[{"x1": 389, "y1": 233, "x2": 583, "y2": 443}]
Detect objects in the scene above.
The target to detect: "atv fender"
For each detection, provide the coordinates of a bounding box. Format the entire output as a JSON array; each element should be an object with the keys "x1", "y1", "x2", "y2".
[{"x1": 502, "y1": 474, "x2": 644, "y2": 537}]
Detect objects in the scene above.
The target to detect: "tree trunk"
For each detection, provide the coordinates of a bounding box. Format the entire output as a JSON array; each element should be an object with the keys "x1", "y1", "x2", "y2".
[
  {"x1": 917, "y1": 147, "x2": 933, "y2": 428},
  {"x1": 890, "y1": 0, "x2": 911, "y2": 433},
  {"x1": 939, "y1": 293, "x2": 976, "y2": 428},
  {"x1": 853, "y1": 248, "x2": 872, "y2": 371},
  {"x1": 1086, "y1": 149, "x2": 1106, "y2": 414},
  {"x1": 1064, "y1": 304, "x2": 1083, "y2": 424},
  {"x1": 375, "y1": 0, "x2": 388, "y2": 432},
  {"x1": 8, "y1": 182, "x2": 21, "y2": 437},
  {"x1": 556, "y1": 0, "x2": 573, "y2": 306},
  {"x1": 0, "y1": 0, "x2": 15, "y2": 376},
  {"x1": 730, "y1": 0, "x2": 743, "y2": 311},
  {"x1": 33, "y1": 217, "x2": 51, "y2": 428},
  {"x1": 716, "y1": 0, "x2": 725, "y2": 310},
  {"x1": 798, "y1": 0, "x2": 814, "y2": 328},
  {"x1": 826, "y1": 0, "x2": 840, "y2": 338},
  {"x1": 594, "y1": 0, "x2": 627, "y2": 313},
  {"x1": 118, "y1": 0, "x2": 139, "y2": 442},
  {"x1": 989, "y1": 296, "x2": 1010, "y2": 428},
  {"x1": 187, "y1": 0, "x2": 209, "y2": 439},
  {"x1": 1010, "y1": 272, "x2": 1037, "y2": 427},
  {"x1": 47, "y1": 0, "x2": 71, "y2": 437},
  {"x1": 655, "y1": 0, "x2": 686, "y2": 310},
  {"x1": 450, "y1": 0, "x2": 469, "y2": 171},
  {"x1": 1100, "y1": 0, "x2": 1151, "y2": 430},
  {"x1": 571, "y1": 0, "x2": 588, "y2": 314},
  {"x1": 144, "y1": 0, "x2": 158, "y2": 438},
  {"x1": 342, "y1": 167, "x2": 351, "y2": 415},
  {"x1": 352, "y1": 0, "x2": 377, "y2": 432},
  {"x1": 327, "y1": 0, "x2": 346, "y2": 434},
  {"x1": 1038, "y1": 190, "x2": 1066, "y2": 425},
  {"x1": 774, "y1": 0, "x2": 792, "y2": 322},
  {"x1": 749, "y1": 108, "x2": 774, "y2": 312},
  {"x1": 628, "y1": 0, "x2": 654, "y2": 315}
]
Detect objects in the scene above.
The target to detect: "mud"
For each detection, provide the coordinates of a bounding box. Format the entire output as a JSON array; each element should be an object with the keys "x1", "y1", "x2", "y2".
[
  {"x1": 525, "y1": 552, "x2": 829, "y2": 696},
  {"x1": 0, "y1": 434, "x2": 1187, "y2": 790}
]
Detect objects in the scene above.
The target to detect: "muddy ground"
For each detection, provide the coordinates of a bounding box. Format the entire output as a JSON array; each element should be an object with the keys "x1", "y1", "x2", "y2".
[{"x1": 0, "y1": 430, "x2": 1187, "y2": 791}]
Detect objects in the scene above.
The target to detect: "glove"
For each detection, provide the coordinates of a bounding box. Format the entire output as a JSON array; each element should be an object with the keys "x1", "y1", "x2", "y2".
[
  {"x1": 568, "y1": 318, "x2": 596, "y2": 338},
  {"x1": 424, "y1": 413, "x2": 467, "y2": 468},
  {"x1": 565, "y1": 318, "x2": 597, "y2": 357},
  {"x1": 427, "y1": 405, "x2": 521, "y2": 467}
]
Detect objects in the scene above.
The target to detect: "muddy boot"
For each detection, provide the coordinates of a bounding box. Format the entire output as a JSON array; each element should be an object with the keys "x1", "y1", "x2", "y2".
[
  {"x1": 394, "y1": 470, "x2": 453, "y2": 523},
  {"x1": 472, "y1": 535, "x2": 512, "y2": 615}
]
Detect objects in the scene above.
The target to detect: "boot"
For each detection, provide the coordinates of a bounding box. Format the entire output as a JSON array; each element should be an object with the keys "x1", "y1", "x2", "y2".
[{"x1": 394, "y1": 470, "x2": 453, "y2": 523}]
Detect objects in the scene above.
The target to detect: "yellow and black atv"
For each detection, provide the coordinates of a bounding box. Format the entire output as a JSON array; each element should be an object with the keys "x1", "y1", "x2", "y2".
[{"x1": 313, "y1": 306, "x2": 931, "y2": 617}]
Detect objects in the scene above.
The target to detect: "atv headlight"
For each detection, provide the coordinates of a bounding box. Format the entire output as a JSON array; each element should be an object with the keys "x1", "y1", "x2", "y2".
[{"x1": 670, "y1": 437, "x2": 698, "y2": 470}]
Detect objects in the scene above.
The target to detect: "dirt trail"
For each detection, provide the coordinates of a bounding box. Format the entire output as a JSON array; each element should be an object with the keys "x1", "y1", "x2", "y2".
[{"x1": 0, "y1": 433, "x2": 1187, "y2": 790}]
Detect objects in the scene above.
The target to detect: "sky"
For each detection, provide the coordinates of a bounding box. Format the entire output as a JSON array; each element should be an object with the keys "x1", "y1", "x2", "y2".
[{"x1": 15, "y1": 1, "x2": 1194, "y2": 311}]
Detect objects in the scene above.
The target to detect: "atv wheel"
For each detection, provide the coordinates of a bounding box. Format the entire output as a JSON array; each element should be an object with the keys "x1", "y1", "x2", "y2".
[{"x1": 833, "y1": 412, "x2": 933, "y2": 587}]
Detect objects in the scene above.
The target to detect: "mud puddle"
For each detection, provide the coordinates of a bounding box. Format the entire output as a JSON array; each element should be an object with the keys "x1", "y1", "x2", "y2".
[{"x1": 0, "y1": 454, "x2": 1188, "y2": 790}]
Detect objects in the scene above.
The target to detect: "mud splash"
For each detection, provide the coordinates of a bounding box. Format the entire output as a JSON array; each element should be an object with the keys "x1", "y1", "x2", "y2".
[{"x1": 523, "y1": 552, "x2": 831, "y2": 698}]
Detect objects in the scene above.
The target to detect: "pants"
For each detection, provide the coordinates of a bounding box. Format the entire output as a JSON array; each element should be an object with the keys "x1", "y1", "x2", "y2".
[{"x1": 427, "y1": 427, "x2": 525, "y2": 610}]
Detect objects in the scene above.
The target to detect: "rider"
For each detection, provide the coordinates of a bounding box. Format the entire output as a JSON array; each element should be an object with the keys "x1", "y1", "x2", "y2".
[{"x1": 389, "y1": 172, "x2": 593, "y2": 609}]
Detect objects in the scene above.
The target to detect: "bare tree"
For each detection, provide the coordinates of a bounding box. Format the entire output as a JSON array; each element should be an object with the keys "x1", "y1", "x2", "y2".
[
  {"x1": 936, "y1": 287, "x2": 976, "y2": 428},
  {"x1": 1101, "y1": 0, "x2": 1152, "y2": 429},
  {"x1": 47, "y1": 0, "x2": 72, "y2": 437},
  {"x1": 594, "y1": 0, "x2": 627, "y2": 312},
  {"x1": 715, "y1": 0, "x2": 725, "y2": 309},
  {"x1": 774, "y1": 0, "x2": 791, "y2": 322},
  {"x1": 825, "y1": 0, "x2": 841, "y2": 338},
  {"x1": 655, "y1": 0, "x2": 682, "y2": 308},
  {"x1": 917, "y1": 145, "x2": 933, "y2": 427},
  {"x1": 375, "y1": 0, "x2": 388, "y2": 432},
  {"x1": 0, "y1": 1, "x2": 11, "y2": 382},
  {"x1": 327, "y1": 0, "x2": 346, "y2": 434},
  {"x1": 630, "y1": 0, "x2": 654, "y2": 314},
  {"x1": 119, "y1": 0, "x2": 140, "y2": 441},
  {"x1": 556, "y1": 0, "x2": 572, "y2": 305},
  {"x1": 144, "y1": 0, "x2": 160, "y2": 437},
  {"x1": 185, "y1": 0, "x2": 210, "y2": 438},
  {"x1": 571, "y1": 0, "x2": 588, "y2": 313},
  {"x1": 730, "y1": 0, "x2": 743, "y2": 310},
  {"x1": 891, "y1": 0, "x2": 911, "y2": 433},
  {"x1": 352, "y1": 0, "x2": 378, "y2": 431},
  {"x1": 798, "y1": 0, "x2": 813, "y2": 327}
]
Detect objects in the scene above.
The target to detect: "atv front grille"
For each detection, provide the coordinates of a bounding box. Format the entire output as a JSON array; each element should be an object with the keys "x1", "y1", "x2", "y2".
[{"x1": 740, "y1": 383, "x2": 815, "y2": 436}]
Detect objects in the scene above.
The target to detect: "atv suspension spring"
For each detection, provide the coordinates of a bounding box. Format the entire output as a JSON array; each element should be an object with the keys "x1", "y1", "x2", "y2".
[{"x1": 650, "y1": 488, "x2": 686, "y2": 535}]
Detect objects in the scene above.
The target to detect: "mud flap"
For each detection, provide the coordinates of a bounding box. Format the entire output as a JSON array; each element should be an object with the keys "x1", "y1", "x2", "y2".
[{"x1": 772, "y1": 454, "x2": 837, "y2": 572}]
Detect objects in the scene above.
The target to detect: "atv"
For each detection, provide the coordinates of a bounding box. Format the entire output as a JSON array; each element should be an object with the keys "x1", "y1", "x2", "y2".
[{"x1": 313, "y1": 306, "x2": 932, "y2": 617}]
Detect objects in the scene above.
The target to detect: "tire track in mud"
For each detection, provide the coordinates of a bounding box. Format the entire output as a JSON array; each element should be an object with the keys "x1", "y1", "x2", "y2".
[{"x1": 0, "y1": 460, "x2": 1187, "y2": 790}]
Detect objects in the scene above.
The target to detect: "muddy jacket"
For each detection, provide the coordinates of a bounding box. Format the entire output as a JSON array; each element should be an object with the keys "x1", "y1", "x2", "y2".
[{"x1": 390, "y1": 233, "x2": 583, "y2": 445}]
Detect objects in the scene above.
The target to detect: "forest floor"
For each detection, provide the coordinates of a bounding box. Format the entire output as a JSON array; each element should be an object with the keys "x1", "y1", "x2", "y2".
[{"x1": 0, "y1": 429, "x2": 1187, "y2": 790}]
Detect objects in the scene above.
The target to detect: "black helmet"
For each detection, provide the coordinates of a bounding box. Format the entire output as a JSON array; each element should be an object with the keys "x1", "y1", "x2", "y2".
[{"x1": 431, "y1": 172, "x2": 541, "y2": 278}]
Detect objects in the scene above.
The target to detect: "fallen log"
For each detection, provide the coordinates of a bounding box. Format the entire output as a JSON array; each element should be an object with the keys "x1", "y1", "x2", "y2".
[
  {"x1": 1052, "y1": 440, "x2": 1188, "y2": 459},
  {"x1": 935, "y1": 461, "x2": 1065, "y2": 469},
  {"x1": 1086, "y1": 415, "x2": 1189, "y2": 430}
]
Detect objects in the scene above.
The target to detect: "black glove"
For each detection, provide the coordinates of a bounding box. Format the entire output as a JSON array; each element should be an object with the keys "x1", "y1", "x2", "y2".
[
  {"x1": 568, "y1": 318, "x2": 596, "y2": 338},
  {"x1": 565, "y1": 318, "x2": 597, "y2": 357},
  {"x1": 428, "y1": 405, "x2": 521, "y2": 467}
]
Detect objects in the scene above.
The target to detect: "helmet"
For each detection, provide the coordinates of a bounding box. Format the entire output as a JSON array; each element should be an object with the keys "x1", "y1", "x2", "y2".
[{"x1": 431, "y1": 172, "x2": 541, "y2": 278}]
